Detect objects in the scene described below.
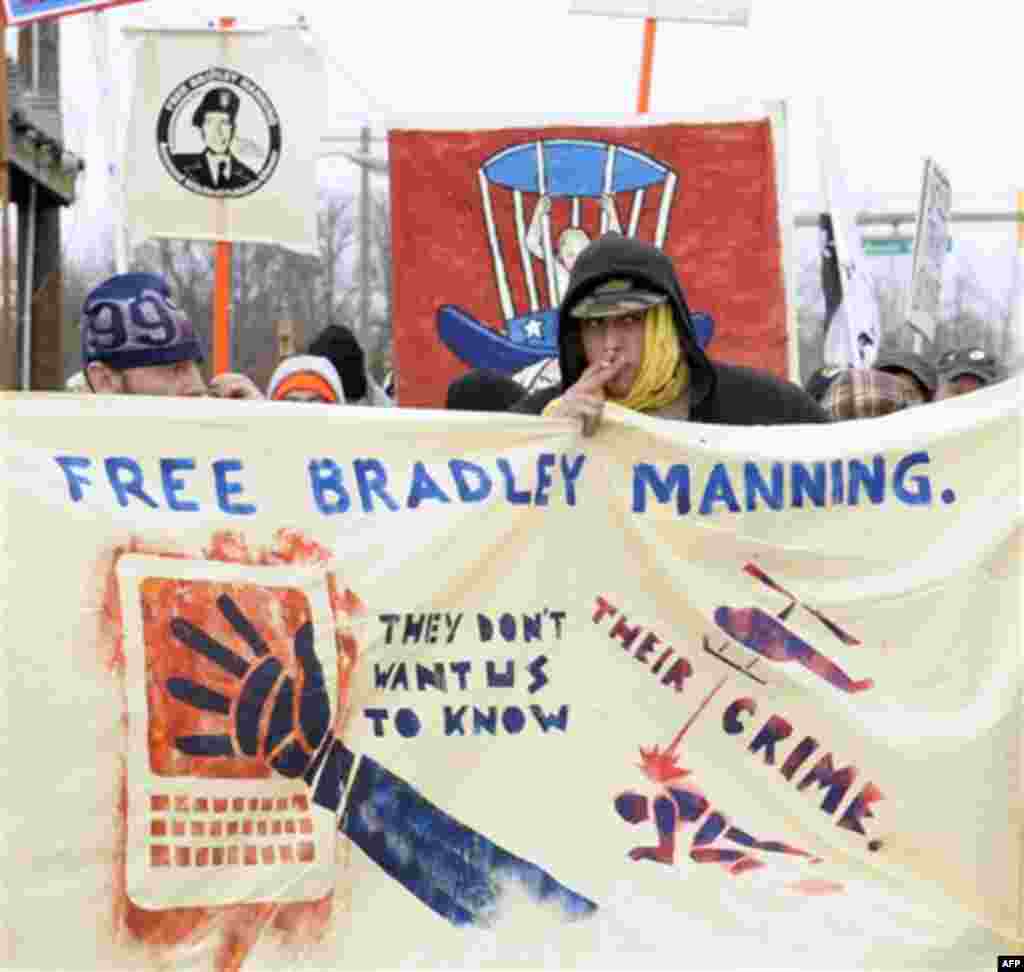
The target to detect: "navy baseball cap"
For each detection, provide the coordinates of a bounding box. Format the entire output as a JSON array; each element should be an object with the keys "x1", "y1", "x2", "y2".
[{"x1": 81, "y1": 273, "x2": 204, "y2": 370}]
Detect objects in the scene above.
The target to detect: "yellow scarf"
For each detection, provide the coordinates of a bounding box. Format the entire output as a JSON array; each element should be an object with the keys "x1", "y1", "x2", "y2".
[{"x1": 608, "y1": 303, "x2": 689, "y2": 412}]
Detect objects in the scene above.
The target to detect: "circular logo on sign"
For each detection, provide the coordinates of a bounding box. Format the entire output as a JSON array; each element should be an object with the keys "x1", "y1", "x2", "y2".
[{"x1": 156, "y1": 68, "x2": 281, "y2": 199}]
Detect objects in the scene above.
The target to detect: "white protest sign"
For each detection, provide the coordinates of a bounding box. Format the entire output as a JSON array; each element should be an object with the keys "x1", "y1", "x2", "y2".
[
  {"x1": 568, "y1": 0, "x2": 751, "y2": 26},
  {"x1": 905, "y1": 158, "x2": 952, "y2": 346}
]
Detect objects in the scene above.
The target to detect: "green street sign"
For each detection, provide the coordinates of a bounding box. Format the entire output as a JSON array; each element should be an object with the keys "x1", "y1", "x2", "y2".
[{"x1": 862, "y1": 237, "x2": 953, "y2": 256}]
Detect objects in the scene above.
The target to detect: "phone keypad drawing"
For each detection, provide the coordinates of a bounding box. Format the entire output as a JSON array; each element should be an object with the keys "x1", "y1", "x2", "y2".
[
  {"x1": 117, "y1": 554, "x2": 340, "y2": 910},
  {"x1": 147, "y1": 793, "x2": 316, "y2": 869}
]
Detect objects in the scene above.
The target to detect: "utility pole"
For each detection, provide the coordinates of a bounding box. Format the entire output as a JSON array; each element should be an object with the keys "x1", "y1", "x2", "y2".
[
  {"x1": 0, "y1": 53, "x2": 13, "y2": 390},
  {"x1": 358, "y1": 124, "x2": 370, "y2": 342},
  {"x1": 16, "y1": 18, "x2": 64, "y2": 391}
]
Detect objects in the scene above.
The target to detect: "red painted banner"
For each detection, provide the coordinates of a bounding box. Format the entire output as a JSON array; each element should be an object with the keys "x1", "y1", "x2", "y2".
[{"x1": 389, "y1": 119, "x2": 789, "y2": 408}]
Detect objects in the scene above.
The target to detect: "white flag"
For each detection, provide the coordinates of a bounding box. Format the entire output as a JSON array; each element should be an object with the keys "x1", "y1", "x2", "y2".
[
  {"x1": 568, "y1": 0, "x2": 751, "y2": 25},
  {"x1": 818, "y1": 103, "x2": 880, "y2": 368},
  {"x1": 124, "y1": 26, "x2": 325, "y2": 255}
]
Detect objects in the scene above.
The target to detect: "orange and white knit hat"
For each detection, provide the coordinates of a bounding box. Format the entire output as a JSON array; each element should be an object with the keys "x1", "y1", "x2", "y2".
[{"x1": 267, "y1": 355, "x2": 346, "y2": 404}]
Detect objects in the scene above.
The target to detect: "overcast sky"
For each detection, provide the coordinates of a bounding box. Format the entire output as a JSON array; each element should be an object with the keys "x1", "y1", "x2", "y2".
[{"x1": 21, "y1": 0, "x2": 1024, "y2": 303}]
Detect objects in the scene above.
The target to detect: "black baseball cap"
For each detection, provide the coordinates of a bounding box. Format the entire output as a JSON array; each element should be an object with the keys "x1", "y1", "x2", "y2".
[
  {"x1": 937, "y1": 347, "x2": 1003, "y2": 385},
  {"x1": 804, "y1": 364, "x2": 844, "y2": 403},
  {"x1": 569, "y1": 277, "x2": 669, "y2": 320},
  {"x1": 873, "y1": 350, "x2": 938, "y2": 400}
]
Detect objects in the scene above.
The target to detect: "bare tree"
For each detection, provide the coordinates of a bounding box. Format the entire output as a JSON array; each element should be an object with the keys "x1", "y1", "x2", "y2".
[
  {"x1": 795, "y1": 244, "x2": 1016, "y2": 369},
  {"x1": 318, "y1": 188, "x2": 356, "y2": 325}
]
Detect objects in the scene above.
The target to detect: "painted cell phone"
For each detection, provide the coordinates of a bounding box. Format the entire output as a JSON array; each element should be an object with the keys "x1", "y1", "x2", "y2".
[{"x1": 116, "y1": 554, "x2": 340, "y2": 910}]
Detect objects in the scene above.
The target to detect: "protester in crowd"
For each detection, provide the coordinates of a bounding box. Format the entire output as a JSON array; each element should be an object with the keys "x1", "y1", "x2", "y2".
[
  {"x1": 267, "y1": 354, "x2": 346, "y2": 404},
  {"x1": 307, "y1": 323, "x2": 392, "y2": 407},
  {"x1": 803, "y1": 364, "x2": 844, "y2": 405},
  {"x1": 445, "y1": 368, "x2": 525, "y2": 412},
  {"x1": 935, "y1": 346, "x2": 1005, "y2": 400},
  {"x1": 82, "y1": 272, "x2": 263, "y2": 399},
  {"x1": 872, "y1": 348, "x2": 938, "y2": 404},
  {"x1": 512, "y1": 233, "x2": 828, "y2": 433},
  {"x1": 819, "y1": 368, "x2": 921, "y2": 421}
]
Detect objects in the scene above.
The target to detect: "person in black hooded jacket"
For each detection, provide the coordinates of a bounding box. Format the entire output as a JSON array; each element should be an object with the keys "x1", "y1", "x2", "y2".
[{"x1": 511, "y1": 233, "x2": 828, "y2": 432}]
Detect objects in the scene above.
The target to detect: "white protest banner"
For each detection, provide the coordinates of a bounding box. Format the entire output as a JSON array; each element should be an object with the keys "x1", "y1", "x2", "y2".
[
  {"x1": 2, "y1": 385, "x2": 1021, "y2": 970},
  {"x1": 818, "y1": 102, "x2": 881, "y2": 368},
  {"x1": 905, "y1": 158, "x2": 953, "y2": 348},
  {"x1": 123, "y1": 25, "x2": 325, "y2": 254},
  {"x1": 569, "y1": 0, "x2": 751, "y2": 25},
  {"x1": 0, "y1": 0, "x2": 143, "y2": 26}
]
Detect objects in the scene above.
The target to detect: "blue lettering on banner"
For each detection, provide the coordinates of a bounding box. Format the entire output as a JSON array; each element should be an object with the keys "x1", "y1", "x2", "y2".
[
  {"x1": 309, "y1": 459, "x2": 351, "y2": 514},
  {"x1": 46, "y1": 449, "x2": 949, "y2": 518},
  {"x1": 54, "y1": 455, "x2": 92, "y2": 501},
  {"x1": 106, "y1": 457, "x2": 159, "y2": 509},
  {"x1": 212, "y1": 459, "x2": 256, "y2": 515},
  {"x1": 309, "y1": 452, "x2": 586, "y2": 513},
  {"x1": 160, "y1": 458, "x2": 199, "y2": 512},
  {"x1": 53, "y1": 455, "x2": 256, "y2": 514},
  {"x1": 632, "y1": 452, "x2": 945, "y2": 516},
  {"x1": 366, "y1": 608, "x2": 568, "y2": 738}
]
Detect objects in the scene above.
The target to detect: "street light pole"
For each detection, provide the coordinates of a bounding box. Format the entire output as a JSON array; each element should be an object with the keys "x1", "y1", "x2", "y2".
[{"x1": 359, "y1": 124, "x2": 370, "y2": 340}]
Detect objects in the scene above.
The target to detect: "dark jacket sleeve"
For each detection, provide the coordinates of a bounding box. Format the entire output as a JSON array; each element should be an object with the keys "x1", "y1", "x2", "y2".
[{"x1": 693, "y1": 363, "x2": 830, "y2": 425}]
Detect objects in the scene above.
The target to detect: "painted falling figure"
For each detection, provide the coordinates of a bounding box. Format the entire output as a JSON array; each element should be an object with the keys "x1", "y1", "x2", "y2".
[
  {"x1": 616, "y1": 563, "x2": 869, "y2": 884},
  {"x1": 615, "y1": 678, "x2": 822, "y2": 875}
]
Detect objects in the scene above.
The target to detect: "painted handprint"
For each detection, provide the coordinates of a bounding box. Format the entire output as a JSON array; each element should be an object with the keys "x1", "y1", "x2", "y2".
[
  {"x1": 164, "y1": 589, "x2": 595, "y2": 928},
  {"x1": 167, "y1": 593, "x2": 330, "y2": 778}
]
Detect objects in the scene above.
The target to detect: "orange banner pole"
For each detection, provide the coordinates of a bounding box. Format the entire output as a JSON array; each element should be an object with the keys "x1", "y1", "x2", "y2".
[
  {"x1": 213, "y1": 241, "x2": 231, "y2": 375},
  {"x1": 636, "y1": 16, "x2": 657, "y2": 113},
  {"x1": 212, "y1": 15, "x2": 236, "y2": 377}
]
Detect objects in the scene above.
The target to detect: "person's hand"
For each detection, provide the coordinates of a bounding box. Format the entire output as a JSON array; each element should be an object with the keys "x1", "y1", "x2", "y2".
[
  {"x1": 545, "y1": 356, "x2": 625, "y2": 437},
  {"x1": 540, "y1": 194, "x2": 553, "y2": 214},
  {"x1": 166, "y1": 593, "x2": 331, "y2": 779},
  {"x1": 208, "y1": 372, "x2": 264, "y2": 400}
]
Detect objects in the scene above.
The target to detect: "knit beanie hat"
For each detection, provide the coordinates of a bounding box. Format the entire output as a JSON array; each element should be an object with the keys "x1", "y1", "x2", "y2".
[
  {"x1": 267, "y1": 355, "x2": 346, "y2": 403},
  {"x1": 81, "y1": 272, "x2": 204, "y2": 369},
  {"x1": 307, "y1": 324, "x2": 367, "y2": 402}
]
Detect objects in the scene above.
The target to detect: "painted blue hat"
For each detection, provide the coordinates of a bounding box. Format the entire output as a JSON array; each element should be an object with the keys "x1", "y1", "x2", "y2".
[
  {"x1": 81, "y1": 273, "x2": 204, "y2": 370},
  {"x1": 436, "y1": 304, "x2": 714, "y2": 374}
]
